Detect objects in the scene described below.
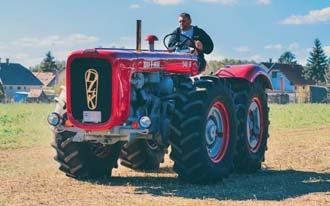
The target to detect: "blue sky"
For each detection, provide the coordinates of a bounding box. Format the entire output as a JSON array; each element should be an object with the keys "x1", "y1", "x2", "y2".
[{"x1": 0, "y1": 0, "x2": 329, "y2": 67}]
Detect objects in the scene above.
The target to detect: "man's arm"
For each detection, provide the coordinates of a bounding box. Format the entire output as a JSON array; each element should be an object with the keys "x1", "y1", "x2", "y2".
[
  {"x1": 167, "y1": 28, "x2": 180, "y2": 51},
  {"x1": 195, "y1": 27, "x2": 214, "y2": 54}
]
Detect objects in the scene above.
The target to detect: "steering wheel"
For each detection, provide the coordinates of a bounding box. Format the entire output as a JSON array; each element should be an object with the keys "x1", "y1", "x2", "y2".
[{"x1": 163, "y1": 33, "x2": 196, "y2": 52}]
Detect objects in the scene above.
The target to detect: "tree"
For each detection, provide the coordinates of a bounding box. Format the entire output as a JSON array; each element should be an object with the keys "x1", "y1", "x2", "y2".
[
  {"x1": 30, "y1": 52, "x2": 65, "y2": 72},
  {"x1": 55, "y1": 60, "x2": 66, "y2": 71},
  {"x1": 278, "y1": 51, "x2": 297, "y2": 64},
  {"x1": 40, "y1": 51, "x2": 58, "y2": 72},
  {"x1": 326, "y1": 67, "x2": 330, "y2": 84},
  {"x1": 325, "y1": 58, "x2": 330, "y2": 85},
  {"x1": 303, "y1": 39, "x2": 328, "y2": 83}
]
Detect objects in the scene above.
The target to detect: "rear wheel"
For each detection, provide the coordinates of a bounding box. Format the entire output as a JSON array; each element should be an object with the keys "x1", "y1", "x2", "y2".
[
  {"x1": 119, "y1": 139, "x2": 166, "y2": 171},
  {"x1": 169, "y1": 76, "x2": 237, "y2": 184},
  {"x1": 232, "y1": 80, "x2": 269, "y2": 173}
]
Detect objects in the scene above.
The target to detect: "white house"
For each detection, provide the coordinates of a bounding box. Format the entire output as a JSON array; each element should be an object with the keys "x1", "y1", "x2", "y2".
[{"x1": 0, "y1": 59, "x2": 43, "y2": 102}]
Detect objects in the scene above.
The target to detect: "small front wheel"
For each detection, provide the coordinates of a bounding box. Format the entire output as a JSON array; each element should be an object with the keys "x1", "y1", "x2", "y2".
[{"x1": 120, "y1": 139, "x2": 166, "y2": 171}]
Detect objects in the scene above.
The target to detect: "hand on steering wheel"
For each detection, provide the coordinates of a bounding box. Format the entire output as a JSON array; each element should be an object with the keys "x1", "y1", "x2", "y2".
[{"x1": 163, "y1": 33, "x2": 198, "y2": 53}]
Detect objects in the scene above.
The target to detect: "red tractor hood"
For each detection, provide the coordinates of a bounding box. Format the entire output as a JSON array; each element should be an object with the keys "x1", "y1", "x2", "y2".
[{"x1": 66, "y1": 48, "x2": 199, "y2": 131}]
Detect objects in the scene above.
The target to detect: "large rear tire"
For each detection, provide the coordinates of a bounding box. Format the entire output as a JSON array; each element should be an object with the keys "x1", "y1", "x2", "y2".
[
  {"x1": 169, "y1": 76, "x2": 237, "y2": 184},
  {"x1": 231, "y1": 80, "x2": 270, "y2": 173},
  {"x1": 119, "y1": 139, "x2": 166, "y2": 171}
]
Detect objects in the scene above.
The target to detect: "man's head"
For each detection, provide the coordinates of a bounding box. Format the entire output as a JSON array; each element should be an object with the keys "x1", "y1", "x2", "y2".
[{"x1": 178, "y1": 13, "x2": 192, "y2": 31}]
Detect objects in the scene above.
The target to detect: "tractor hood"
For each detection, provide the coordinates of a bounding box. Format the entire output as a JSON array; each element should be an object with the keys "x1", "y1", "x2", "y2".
[{"x1": 65, "y1": 48, "x2": 199, "y2": 131}]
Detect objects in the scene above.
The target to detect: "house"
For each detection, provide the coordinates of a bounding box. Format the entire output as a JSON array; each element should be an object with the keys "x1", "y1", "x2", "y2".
[
  {"x1": 0, "y1": 59, "x2": 43, "y2": 102},
  {"x1": 0, "y1": 81, "x2": 4, "y2": 102},
  {"x1": 261, "y1": 63, "x2": 316, "y2": 103},
  {"x1": 27, "y1": 89, "x2": 49, "y2": 103},
  {"x1": 33, "y1": 70, "x2": 65, "y2": 87}
]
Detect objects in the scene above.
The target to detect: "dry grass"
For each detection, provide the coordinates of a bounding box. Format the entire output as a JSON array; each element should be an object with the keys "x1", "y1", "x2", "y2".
[{"x1": 0, "y1": 104, "x2": 329, "y2": 206}]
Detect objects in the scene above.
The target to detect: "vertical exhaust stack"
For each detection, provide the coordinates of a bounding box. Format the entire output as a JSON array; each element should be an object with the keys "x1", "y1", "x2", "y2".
[{"x1": 136, "y1": 20, "x2": 142, "y2": 52}]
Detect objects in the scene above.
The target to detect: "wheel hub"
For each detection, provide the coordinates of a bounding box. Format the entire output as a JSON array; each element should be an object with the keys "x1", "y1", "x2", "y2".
[
  {"x1": 246, "y1": 98, "x2": 263, "y2": 152},
  {"x1": 205, "y1": 101, "x2": 229, "y2": 163},
  {"x1": 206, "y1": 119, "x2": 218, "y2": 145}
]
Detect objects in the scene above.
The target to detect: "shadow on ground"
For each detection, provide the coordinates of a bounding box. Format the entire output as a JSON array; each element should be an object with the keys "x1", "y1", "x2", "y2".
[{"x1": 86, "y1": 168, "x2": 330, "y2": 201}]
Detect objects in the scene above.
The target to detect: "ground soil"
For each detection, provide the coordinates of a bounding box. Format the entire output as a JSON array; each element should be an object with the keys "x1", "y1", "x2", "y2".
[{"x1": 0, "y1": 126, "x2": 329, "y2": 206}]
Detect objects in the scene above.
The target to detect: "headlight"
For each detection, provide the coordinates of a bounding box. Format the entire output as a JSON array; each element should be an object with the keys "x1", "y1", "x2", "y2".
[
  {"x1": 139, "y1": 116, "x2": 151, "y2": 128},
  {"x1": 47, "y1": 112, "x2": 62, "y2": 126}
]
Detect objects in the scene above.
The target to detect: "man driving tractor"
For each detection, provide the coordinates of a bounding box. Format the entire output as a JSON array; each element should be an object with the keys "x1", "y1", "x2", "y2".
[{"x1": 168, "y1": 12, "x2": 214, "y2": 71}]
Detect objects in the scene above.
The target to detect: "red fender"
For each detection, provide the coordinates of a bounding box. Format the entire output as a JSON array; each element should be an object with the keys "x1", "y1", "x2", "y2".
[{"x1": 215, "y1": 64, "x2": 273, "y2": 90}]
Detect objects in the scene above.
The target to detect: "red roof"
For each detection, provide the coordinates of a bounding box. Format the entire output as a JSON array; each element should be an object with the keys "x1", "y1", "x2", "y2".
[
  {"x1": 28, "y1": 89, "x2": 44, "y2": 98},
  {"x1": 33, "y1": 72, "x2": 56, "y2": 86}
]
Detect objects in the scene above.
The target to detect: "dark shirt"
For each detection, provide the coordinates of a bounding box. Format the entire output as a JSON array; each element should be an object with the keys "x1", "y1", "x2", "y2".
[
  {"x1": 168, "y1": 26, "x2": 214, "y2": 71},
  {"x1": 168, "y1": 26, "x2": 214, "y2": 55}
]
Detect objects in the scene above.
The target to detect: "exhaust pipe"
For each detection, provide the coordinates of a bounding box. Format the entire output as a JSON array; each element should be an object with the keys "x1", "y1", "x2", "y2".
[{"x1": 136, "y1": 20, "x2": 142, "y2": 52}]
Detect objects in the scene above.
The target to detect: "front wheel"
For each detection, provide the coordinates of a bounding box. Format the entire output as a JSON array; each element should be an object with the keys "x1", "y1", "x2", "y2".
[
  {"x1": 119, "y1": 139, "x2": 166, "y2": 171},
  {"x1": 52, "y1": 131, "x2": 122, "y2": 178},
  {"x1": 169, "y1": 76, "x2": 237, "y2": 184},
  {"x1": 51, "y1": 88, "x2": 122, "y2": 178}
]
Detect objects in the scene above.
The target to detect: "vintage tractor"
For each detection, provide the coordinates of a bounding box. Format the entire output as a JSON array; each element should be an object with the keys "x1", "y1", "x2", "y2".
[{"x1": 48, "y1": 21, "x2": 272, "y2": 183}]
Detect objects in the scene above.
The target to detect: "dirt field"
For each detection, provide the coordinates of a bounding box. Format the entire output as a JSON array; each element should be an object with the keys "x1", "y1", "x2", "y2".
[{"x1": 0, "y1": 104, "x2": 329, "y2": 206}]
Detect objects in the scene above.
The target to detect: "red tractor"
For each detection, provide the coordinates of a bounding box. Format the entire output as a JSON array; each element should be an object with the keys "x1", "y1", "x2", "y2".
[{"x1": 48, "y1": 21, "x2": 272, "y2": 184}]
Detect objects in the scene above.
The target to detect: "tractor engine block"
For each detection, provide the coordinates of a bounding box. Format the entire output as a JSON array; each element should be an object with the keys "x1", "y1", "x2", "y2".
[{"x1": 129, "y1": 72, "x2": 174, "y2": 146}]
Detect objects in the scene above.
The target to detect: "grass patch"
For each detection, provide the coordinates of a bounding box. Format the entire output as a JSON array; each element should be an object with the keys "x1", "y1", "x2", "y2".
[
  {"x1": 0, "y1": 104, "x2": 54, "y2": 149},
  {"x1": 269, "y1": 104, "x2": 330, "y2": 129},
  {"x1": 0, "y1": 103, "x2": 329, "y2": 149}
]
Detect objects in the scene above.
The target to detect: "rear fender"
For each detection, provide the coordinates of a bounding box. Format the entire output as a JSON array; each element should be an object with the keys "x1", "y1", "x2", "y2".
[{"x1": 215, "y1": 64, "x2": 273, "y2": 90}]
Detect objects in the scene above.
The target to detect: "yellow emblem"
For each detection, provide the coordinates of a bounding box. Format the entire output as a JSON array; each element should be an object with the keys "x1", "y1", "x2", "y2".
[{"x1": 85, "y1": 69, "x2": 99, "y2": 110}]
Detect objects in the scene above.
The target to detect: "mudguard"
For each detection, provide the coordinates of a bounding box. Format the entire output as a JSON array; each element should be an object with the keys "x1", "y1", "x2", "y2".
[{"x1": 215, "y1": 64, "x2": 273, "y2": 90}]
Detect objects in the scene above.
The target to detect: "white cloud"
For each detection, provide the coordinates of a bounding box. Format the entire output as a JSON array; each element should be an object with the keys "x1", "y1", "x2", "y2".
[
  {"x1": 288, "y1": 42, "x2": 300, "y2": 50},
  {"x1": 292, "y1": 48, "x2": 312, "y2": 66},
  {"x1": 236, "y1": 46, "x2": 250, "y2": 53},
  {"x1": 12, "y1": 34, "x2": 99, "y2": 48},
  {"x1": 249, "y1": 54, "x2": 264, "y2": 62},
  {"x1": 205, "y1": 51, "x2": 225, "y2": 61},
  {"x1": 53, "y1": 50, "x2": 71, "y2": 61},
  {"x1": 324, "y1": 45, "x2": 330, "y2": 56},
  {"x1": 196, "y1": 0, "x2": 236, "y2": 5},
  {"x1": 257, "y1": 0, "x2": 271, "y2": 5},
  {"x1": 0, "y1": 45, "x2": 6, "y2": 50},
  {"x1": 146, "y1": 0, "x2": 237, "y2": 5},
  {"x1": 119, "y1": 36, "x2": 135, "y2": 41},
  {"x1": 281, "y1": 7, "x2": 330, "y2": 25},
  {"x1": 146, "y1": 0, "x2": 183, "y2": 5},
  {"x1": 68, "y1": 34, "x2": 98, "y2": 43},
  {"x1": 130, "y1": 4, "x2": 141, "y2": 8},
  {"x1": 0, "y1": 52, "x2": 41, "y2": 67},
  {"x1": 0, "y1": 33, "x2": 100, "y2": 67},
  {"x1": 264, "y1": 44, "x2": 282, "y2": 50}
]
